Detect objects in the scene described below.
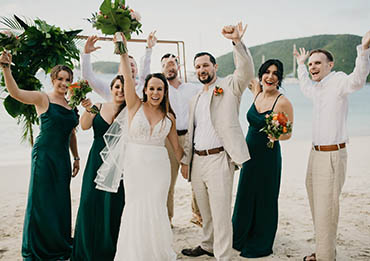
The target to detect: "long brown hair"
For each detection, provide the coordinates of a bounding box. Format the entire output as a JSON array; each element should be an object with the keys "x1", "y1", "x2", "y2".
[
  {"x1": 110, "y1": 75, "x2": 126, "y2": 119},
  {"x1": 142, "y1": 73, "x2": 175, "y2": 120}
]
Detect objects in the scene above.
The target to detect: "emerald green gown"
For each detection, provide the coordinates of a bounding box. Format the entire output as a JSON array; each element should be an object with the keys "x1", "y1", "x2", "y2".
[
  {"x1": 232, "y1": 94, "x2": 282, "y2": 258},
  {"x1": 71, "y1": 112, "x2": 125, "y2": 261},
  {"x1": 22, "y1": 102, "x2": 78, "y2": 260}
]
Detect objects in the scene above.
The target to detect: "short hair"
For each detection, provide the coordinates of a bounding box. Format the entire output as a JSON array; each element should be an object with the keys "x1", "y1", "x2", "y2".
[
  {"x1": 193, "y1": 52, "x2": 216, "y2": 65},
  {"x1": 161, "y1": 53, "x2": 179, "y2": 64},
  {"x1": 258, "y1": 59, "x2": 284, "y2": 89},
  {"x1": 309, "y1": 49, "x2": 334, "y2": 62}
]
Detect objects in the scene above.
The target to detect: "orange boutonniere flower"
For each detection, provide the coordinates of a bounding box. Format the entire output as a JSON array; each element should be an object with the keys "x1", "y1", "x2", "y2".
[{"x1": 214, "y1": 85, "x2": 223, "y2": 96}]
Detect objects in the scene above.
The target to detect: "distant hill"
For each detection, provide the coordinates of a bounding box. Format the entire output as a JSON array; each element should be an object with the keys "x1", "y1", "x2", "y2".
[
  {"x1": 92, "y1": 61, "x2": 119, "y2": 74},
  {"x1": 217, "y1": 34, "x2": 369, "y2": 81}
]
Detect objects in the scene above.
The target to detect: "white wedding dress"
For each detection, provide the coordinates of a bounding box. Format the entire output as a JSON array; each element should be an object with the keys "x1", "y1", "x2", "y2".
[{"x1": 112, "y1": 105, "x2": 177, "y2": 261}]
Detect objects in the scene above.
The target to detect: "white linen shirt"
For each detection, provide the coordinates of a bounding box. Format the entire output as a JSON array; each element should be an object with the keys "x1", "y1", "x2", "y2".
[
  {"x1": 169, "y1": 82, "x2": 201, "y2": 131},
  {"x1": 194, "y1": 79, "x2": 223, "y2": 150},
  {"x1": 297, "y1": 45, "x2": 370, "y2": 145},
  {"x1": 80, "y1": 48, "x2": 152, "y2": 101}
]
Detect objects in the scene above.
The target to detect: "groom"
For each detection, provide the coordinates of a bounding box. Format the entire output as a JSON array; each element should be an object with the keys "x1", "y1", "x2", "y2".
[{"x1": 180, "y1": 22, "x2": 254, "y2": 260}]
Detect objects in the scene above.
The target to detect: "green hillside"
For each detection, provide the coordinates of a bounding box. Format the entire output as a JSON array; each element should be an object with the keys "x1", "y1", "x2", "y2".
[
  {"x1": 92, "y1": 61, "x2": 119, "y2": 74},
  {"x1": 217, "y1": 34, "x2": 368, "y2": 81}
]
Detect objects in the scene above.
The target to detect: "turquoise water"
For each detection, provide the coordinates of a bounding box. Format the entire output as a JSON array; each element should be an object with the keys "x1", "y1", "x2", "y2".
[{"x1": 0, "y1": 71, "x2": 369, "y2": 165}]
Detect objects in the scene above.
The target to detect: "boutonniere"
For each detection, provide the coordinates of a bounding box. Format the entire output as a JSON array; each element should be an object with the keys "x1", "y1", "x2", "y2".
[{"x1": 213, "y1": 85, "x2": 223, "y2": 96}]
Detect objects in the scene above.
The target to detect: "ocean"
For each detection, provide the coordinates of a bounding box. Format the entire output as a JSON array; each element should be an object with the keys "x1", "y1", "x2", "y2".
[{"x1": 0, "y1": 71, "x2": 369, "y2": 166}]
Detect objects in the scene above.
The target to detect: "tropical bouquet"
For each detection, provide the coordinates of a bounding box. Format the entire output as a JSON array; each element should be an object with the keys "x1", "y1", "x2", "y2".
[
  {"x1": 0, "y1": 15, "x2": 81, "y2": 145},
  {"x1": 68, "y1": 80, "x2": 99, "y2": 113},
  {"x1": 87, "y1": 0, "x2": 142, "y2": 54},
  {"x1": 260, "y1": 112, "x2": 292, "y2": 148}
]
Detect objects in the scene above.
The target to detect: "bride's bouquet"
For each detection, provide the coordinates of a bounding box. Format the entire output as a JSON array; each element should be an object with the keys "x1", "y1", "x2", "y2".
[
  {"x1": 88, "y1": 0, "x2": 142, "y2": 54},
  {"x1": 260, "y1": 112, "x2": 292, "y2": 148},
  {"x1": 68, "y1": 80, "x2": 99, "y2": 113}
]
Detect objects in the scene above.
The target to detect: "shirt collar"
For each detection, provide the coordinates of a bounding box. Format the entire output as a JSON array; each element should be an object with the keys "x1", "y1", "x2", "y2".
[{"x1": 314, "y1": 71, "x2": 335, "y2": 86}]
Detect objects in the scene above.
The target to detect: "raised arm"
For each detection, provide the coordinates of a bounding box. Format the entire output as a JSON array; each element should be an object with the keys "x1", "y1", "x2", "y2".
[
  {"x1": 118, "y1": 34, "x2": 140, "y2": 112},
  {"x1": 81, "y1": 36, "x2": 112, "y2": 102},
  {"x1": 222, "y1": 22, "x2": 255, "y2": 97},
  {"x1": 340, "y1": 31, "x2": 370, "y2": 95},
  {"x1": 294, "y1": 47, "x2": 315, "y2": 98},
  {"x1": 137, "y1": 31, "x2": 157, "y2": 89},
  {"x1": 0, "y1": 51, "x2": 47, "y2": 112}
]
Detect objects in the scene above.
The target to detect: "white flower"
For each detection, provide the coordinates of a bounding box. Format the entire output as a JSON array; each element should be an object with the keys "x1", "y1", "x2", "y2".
[
  {"x1": 273, "y1": 120, "x2": 280, "y2": 127},
  {"x1": 130, "y1": 10, "x2": 141, "y2": 21}
]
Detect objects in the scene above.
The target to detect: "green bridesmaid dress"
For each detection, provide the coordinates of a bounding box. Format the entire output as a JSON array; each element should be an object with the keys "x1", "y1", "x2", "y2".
[
  {"x1": 71, "y1": 112, "x2": 125, "y2": 261},
  {"x1": 232, "y1": 93, "x2": 283, "y2": 258},
  {"x1": 22, "y1": 102, "x2": 78, "y2": 260}
]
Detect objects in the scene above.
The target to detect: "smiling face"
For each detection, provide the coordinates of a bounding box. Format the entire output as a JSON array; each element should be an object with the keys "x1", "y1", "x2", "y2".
[
  {"x1": 261, "y1": 64, "x2": 279, "y2": 89},
  {"x1": 194, "y1": 55, "x2": 218, "y2": 84},
  {"x1": 308, "y1": 52, "x2": 334, "y2": 82},
  {"x1": 144, "y1": 77, "x2": 165, "y2": 106},
  {"x1": 161, "y1": 57, "x2": 179, "y2": 81},
  {"x1": 52, "y1": 70, "x2": 72, "y2": 95},
  {"x1": 111, "y1": 78, "x2": 125, "y2": 104}
]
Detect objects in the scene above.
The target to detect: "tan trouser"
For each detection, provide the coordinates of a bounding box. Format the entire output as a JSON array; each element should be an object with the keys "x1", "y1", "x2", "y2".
[
  {"x1": 191, "y1": 152, "x2": 234, "y2": 261},
  {"x1": 306, "y1": 148, "x2": 347, "y2": 261},
  {"x1": 165, "y1": 136, "x2": 201, "y2": 221}
]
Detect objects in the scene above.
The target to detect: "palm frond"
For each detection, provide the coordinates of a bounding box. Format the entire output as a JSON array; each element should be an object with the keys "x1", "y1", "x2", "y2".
[{"x1": 0, "y1": 16, "x2": 23, "y2": 30}]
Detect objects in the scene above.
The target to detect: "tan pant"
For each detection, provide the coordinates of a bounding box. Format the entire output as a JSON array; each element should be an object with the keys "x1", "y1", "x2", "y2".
[
  {"x1": 191, "y1": 152, "x2": 234, "y2": 261},
  {"x1": 306, "y1": 148, "x2": 347, "y2": 261},
  {"x1": 165, "y1": 135, "x2": 201, "y2": 221}
]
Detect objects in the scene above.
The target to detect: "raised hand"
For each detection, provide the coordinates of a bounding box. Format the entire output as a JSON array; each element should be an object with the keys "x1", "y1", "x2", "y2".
[
  {"x1": 362, "y1": 30, "x2": 370, "y2": 50},
  {"x1": 84, "y1": 36, "x2": 101, "y2": 54},
  {"x1": 146, "y1": 30, "x2": 157, "y2": 49},
  {"x1": 293, "y1": 47, "x2": 309, "y2": 65},
  {"x1": 222, "y1": 22, "x2": 247, "y2": 43},
  {"x1": 0, "y1": 50, "x2": 12, "y2": 68}
]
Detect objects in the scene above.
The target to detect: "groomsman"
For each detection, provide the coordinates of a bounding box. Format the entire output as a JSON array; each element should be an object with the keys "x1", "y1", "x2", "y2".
[
  {"x1": 81, "y1": 35, "x2": 152, "y2": 101},
  {"x1": 160, "y1": 52, "x2": 203, "y2": 226},
  {"x1": 180, "y1": 22, "x2": 254, "y2": 260},
  {"x1": 294, "y1": 30, "x2": 370, "y2": 261}
]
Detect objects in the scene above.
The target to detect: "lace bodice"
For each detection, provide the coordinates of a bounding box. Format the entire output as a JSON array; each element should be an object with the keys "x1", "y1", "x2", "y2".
[{"x1": 127, "y1": 105, "x2": 172, "y2": 146}]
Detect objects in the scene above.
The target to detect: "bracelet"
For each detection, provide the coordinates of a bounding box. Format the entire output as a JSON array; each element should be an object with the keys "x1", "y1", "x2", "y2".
[
  {"x1": 0, "y1": 62, "x2": 10, "y2": 68},
  {"x1": 74, "y1": 156, "x2": 80, "y2": 161}
]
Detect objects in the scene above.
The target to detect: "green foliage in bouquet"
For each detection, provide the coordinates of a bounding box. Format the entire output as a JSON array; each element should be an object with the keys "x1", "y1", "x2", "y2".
[
  {"x1": 88, "y1": 0, "x2": 142, "y2": 40},
  {"x1": 68, "y1": 80, "x2": 99, "y2": 114},
  {"x1": 0, "y1": 15, "x2": 82, "y2": 146}
]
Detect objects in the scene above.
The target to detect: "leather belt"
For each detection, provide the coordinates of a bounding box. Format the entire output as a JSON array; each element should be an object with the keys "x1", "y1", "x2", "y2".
[
  {"x1": 194, "y1": 146, "x2": 224, "y2": 156},
  {"x1": 176, "y1": 129, "x2": 188, "y2": 136},
  {"x1": 313, "y1": 143, "x2": 345, "y2": 152}
]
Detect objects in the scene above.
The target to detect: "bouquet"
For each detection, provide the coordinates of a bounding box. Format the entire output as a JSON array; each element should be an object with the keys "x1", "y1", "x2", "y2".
[
  {"x1": 88, "y1": 0, "x2": 142, "y2": 54},
  {"x1": 68, "y1": 80, "x2": 99, "y2": 113},
  {"x1": 260, "y1": 112, "x2": 292, "y2": 148}
]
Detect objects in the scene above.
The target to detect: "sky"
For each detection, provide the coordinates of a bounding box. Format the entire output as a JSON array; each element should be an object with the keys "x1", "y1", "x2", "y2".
[{"x1": 1, "y1": 0, "x2": 369, "y2": 74}]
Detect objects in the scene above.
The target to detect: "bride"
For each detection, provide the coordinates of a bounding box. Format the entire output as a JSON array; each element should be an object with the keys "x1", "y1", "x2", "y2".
[{"x1": 96, "y1": 34, "x2": 183, "y2": 260}]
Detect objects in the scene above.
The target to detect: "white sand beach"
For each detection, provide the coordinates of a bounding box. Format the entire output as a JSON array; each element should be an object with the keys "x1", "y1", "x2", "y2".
[{"x1": 0, "y1": 136, "x2": 370, "y2": 260}]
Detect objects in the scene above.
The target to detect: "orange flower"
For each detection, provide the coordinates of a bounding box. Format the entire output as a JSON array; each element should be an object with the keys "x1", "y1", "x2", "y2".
[
  {"x1": 68, "y1": 83, "x2": 80, "y2": 90},
  {"x1": 283, "y1": 126, "x2": 287, "y2": 133},
  {"x1": 272, "y1": 115, "x2": 278, "y2": 121},
  {"x1": 277, "y1": 112, "x2": 288, "y2": 126}
]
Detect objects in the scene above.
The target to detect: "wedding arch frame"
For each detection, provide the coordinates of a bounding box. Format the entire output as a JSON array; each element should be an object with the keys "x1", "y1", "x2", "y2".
[{"x1": 77, "y1": 35, "x2": 188, "y2": 82}]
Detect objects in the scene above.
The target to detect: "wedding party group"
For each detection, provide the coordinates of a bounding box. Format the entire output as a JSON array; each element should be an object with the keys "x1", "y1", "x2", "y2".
[{"x1": 0, "y1": 21, "x2": 370, "y2": 261}]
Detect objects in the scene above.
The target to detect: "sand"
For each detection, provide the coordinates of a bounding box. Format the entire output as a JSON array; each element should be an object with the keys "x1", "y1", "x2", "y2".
[{"x1": 0, "y1": 137, "x2": 369, "y2": 260}]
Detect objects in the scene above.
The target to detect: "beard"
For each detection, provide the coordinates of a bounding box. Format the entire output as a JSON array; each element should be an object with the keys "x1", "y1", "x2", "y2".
[
  {"x1": 198, "y1": 72, "x2": 214, "y2": 84},
  {"x1": 165, "y1": 70, "x2": 177, "y2": 81}
]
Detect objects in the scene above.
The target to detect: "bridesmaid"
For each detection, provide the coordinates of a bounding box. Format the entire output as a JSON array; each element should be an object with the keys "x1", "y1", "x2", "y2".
[
  {"x1": 71, "y1": 75, "x2": 126, "y2": 260},
  {"x1": 232, "y1": 59, "x2": 294, "y2": 258},
  {"x1": 0, "y1": 51, "x2": 80, "y2": 260}
]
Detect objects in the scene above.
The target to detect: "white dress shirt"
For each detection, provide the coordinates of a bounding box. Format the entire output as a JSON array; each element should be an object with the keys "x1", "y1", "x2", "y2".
[
  {"x1": 169, "y1": 82, "x2": 201, "y2": 131},
  {"x1": 194, "y1": 79, "x2": 223, "y2": 150},
  {"x1": 80, "y1": 48, "x2": 152, "y2": 101},
  {"x1": 298, "y1": 45, "x2": 370, "y2": 145}
]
